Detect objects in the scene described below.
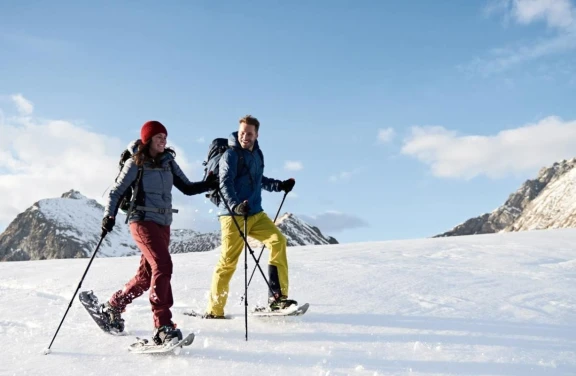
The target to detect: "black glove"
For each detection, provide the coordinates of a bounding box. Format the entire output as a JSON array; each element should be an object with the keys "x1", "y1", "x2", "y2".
[
  {"x1": 279, "y1": 178, "x2": 295, "y2": 193},
  {"x1": 233, "y1": 200, "x2": 250, "y2": 215},
  {"x1": 205, "y1": 171, "x2": 219, "y2": 190},
  {"x1": 102, "y1": 216, "x2": 115, "y2": 233}
]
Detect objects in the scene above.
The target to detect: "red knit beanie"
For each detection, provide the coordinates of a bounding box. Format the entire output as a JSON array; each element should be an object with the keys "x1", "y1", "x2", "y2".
[{"x1": 140, "y1": 121, "x2": 168, "y2": 144}]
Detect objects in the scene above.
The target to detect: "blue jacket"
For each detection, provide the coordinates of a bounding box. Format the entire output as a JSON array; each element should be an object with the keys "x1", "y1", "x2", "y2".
[{"x1": 218, "y1": 132, "x2": 282, "y2": 216}]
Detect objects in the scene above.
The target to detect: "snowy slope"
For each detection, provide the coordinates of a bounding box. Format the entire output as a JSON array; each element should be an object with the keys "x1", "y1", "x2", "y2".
[{"x1": 1, "y1": 229, "x2": 575, "y2": 375}]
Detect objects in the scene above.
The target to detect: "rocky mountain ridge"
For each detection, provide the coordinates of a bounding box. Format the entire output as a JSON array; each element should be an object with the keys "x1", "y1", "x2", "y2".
[
  {"x1": 0, "y1": 190, "x2": 337, "y2": 261},
  {"x1": 435, "y1": 158, "x2": 576, "y2": 237}
]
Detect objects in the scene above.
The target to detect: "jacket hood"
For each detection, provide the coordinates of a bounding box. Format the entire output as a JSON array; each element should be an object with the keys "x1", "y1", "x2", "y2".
[{"x1": 126, "y1": 139, "x2": 141, "y2": 155}]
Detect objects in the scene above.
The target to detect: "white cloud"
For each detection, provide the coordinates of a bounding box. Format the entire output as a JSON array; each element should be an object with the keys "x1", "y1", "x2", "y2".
[
  {"x1": 10, "y1": 94, "x2": 34, "y2": 115},
  {"x1": 463, "y1": 0, "x2": 576, "y2": 75},
  {"x1": 377, "y1": 128, "x2": 395, "y2": 144},
  {"x1": 511, "y1": 0, "x2": 575, "y2": 29},
  {"x1": 484, "y1": 0, "x2": 576, "y2": 30},
  {"x1": 401, "y1": 115, "x2": 576, "y2": 179},
  {"x1": 329, "y1": 171, "x2": 353, "y2": 182},
  {"x1": 300, "y1": 211, "x2": 369, "y2": 233},
  {"x1": 196, "y1": 137, "x2": 205, "y2": 143},
  {"x1": 463, "y1": 32, "x2": 576, "y2": 75},
  {"x1": 284, "y1": 160, "x2": 303, "y2": 171},
  {"x1": 0, "y1": 94, "x2": 208, "y2": 231},
  {"x1": 329, "y1": 167, "x2": 363, "y2": 182}
]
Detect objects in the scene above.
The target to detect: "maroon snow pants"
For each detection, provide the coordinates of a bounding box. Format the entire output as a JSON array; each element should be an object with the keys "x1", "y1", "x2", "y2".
[{"x1": 109, "y1": 220, "x2": 173, "y2": 328}]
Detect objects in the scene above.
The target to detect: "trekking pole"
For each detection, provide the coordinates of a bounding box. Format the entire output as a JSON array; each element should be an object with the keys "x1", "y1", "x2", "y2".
[
  {"x1": 240, "y1": 191, "x2": 288, "y2": 304},
  {"x1": 244, "y1": 214, "x2": 248, "y2": 341},
  {"x1": 44, "y1": 229, "x2": 107, "y2": 354},
  {"x1": 215, "y1": 190, "x2": 279, "y2": 302}
]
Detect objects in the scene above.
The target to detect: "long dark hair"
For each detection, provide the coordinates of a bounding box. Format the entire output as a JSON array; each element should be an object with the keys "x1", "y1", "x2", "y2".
[{"x1": 134, "y1": 141, "x2": 176, "y2": 167}]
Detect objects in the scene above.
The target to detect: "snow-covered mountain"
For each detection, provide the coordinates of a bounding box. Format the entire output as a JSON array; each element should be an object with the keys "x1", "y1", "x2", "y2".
[
  {"x1": 435, "y1": 158, "x2": 576, "y2": 237},
  {"x1": 247, "y1": 212, "x2": 338, "y2": 249},
  {"x1": 0, "y1": 190, "x2": 337, "y2": 261},
  {"x1": 0, "y1": 190, "x2": 138, "y2": 261},
  {"x1": 169, "y1": 229, "x2": 220, "y2": 254}
]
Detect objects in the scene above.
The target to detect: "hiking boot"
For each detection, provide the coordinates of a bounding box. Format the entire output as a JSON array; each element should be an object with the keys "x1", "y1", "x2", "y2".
[
  {"x1": 152, "y1": 323, "x2": 183, "y2": 346},
  {"x1": 101, "y1": 302, "x2": 125, "y2": 332},
  {"x1": 202, "y1": 313, "x2": 226, "y2": 319},
  {"x1": 269, "y1": 296, "x2": 297, "y2": 311}
]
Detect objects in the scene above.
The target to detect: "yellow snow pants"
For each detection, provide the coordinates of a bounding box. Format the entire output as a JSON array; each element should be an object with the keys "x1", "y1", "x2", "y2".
[{"x1": 206, "y1": 211, "x2": 288, "y2": 316}]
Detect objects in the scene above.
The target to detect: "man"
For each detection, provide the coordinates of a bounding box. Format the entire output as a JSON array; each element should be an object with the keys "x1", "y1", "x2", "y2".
[{"x1": 204, "y1": 115, "x2": 296, "y2": 319}]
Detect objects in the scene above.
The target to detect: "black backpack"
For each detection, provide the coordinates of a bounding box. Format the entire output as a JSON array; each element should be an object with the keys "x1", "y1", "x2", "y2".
[
  {"x1": 202, "y1": 138, "x2": 263, "y2": 206},
  {"x1": 115, "y1": 141, "x2": 144, "y2": 217}
]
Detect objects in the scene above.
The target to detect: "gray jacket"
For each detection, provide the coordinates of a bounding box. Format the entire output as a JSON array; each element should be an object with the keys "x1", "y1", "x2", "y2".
[{"x1": 104, "y1": 141, "x2": 210, "y2": 226}]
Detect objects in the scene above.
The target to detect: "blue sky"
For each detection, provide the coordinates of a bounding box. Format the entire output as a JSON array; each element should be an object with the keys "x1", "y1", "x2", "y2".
[{"x1": 1, "y1": 0, "x2": 576, "y2": 243}]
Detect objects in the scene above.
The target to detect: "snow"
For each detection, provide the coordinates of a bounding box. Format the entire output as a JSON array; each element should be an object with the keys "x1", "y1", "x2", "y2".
[
  {"x1": 511, "y1": 167, "x2": 576, "y2": 231},
  {"x1": 274, "y1": 213, "x2": 334, "y2": 246},
  {"x1": 37, "y1": 194, "x2": 138, "y2": 258},
  {"x1": 1, "y1": 228, "x2": 575, "y2": 375}
]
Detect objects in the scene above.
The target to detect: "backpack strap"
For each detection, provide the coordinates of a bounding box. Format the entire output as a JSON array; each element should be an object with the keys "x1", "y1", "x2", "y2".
[
  {"x1": 258, "y1": 148, "x2": 264, "y2": 167},
  {"x1": 231, "y1": 146, "x2": 245, "y2": 177},
  {"x1": 124, "y1": 165, "x2": 144, "y2": 224}
]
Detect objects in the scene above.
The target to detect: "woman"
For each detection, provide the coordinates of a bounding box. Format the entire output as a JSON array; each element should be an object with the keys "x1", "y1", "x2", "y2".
[{"x1": 99, "y1": 120, "x2": 217, "y2": 345}]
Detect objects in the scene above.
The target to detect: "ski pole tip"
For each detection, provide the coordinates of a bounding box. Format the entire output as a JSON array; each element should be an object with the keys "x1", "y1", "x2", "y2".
[{"x1": 43, "y1": 348, "x2": 51, "y2": 355}]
